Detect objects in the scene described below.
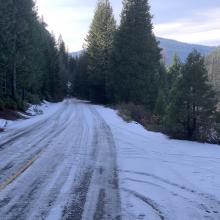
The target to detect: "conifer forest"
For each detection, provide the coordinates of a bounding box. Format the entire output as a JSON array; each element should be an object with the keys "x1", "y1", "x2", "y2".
[
  {"x1": 1, "y1": 1, "x2": 220, "y2": 220},
  {"x1": 1, "y1": 0, "x2": 219, "y2": 143}
]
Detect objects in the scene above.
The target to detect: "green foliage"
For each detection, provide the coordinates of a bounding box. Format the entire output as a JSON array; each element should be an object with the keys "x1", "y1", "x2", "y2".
[
  {"x1": 0, "y1": 99, "x2": 5, "y2": 110},
  {"x1": 154, "y1": 90, "x2": 166, "y2": 118},
  {"x1": 215, "y1": 112, "x2": 220, "y2": 123},
  {"x1": 85, "y1": 0, "x2": 116, "y2": 104},
  {"x1": 0, "y1": 0, "x2": 71, "y2": 110},
  {"x1": 165, "y1": 50, "x2": 218, "y2": 141},
  {"x1": 26, "y1": 94, "x2": 41, "y2": 105},
  {"x1": 72, "y1": 53, "x2": 90, "y2": 100},
  {"x1": 167, "y1": 54, "x2": 182, "y2": 91},
  {"x1": 118, "y1": 103, "x2": 150, "y2": 124},
  {"x1": 69, "y1": 1, "x2": 218, "y2": 144},
  {"x1": 0, "y1": 97, "x2": 26, "y2": 111},
  {"x1": 16, "y1": 98, "x2": 28, "y2": 111},
  {"x1": 4, "y1": 98, "x2": 17, "y2": 110},
  {"x1": 0, "y1": 0, "x2": 215, "y2": 144},
  {"x1": 111, "y1": 0, "x2": 161, "y2": 110},
  {"x1": 205, "y1": 47, "x2": 220, "y2": 99}
]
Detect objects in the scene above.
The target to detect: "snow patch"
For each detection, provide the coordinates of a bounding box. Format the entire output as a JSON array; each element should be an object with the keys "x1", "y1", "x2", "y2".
[
  {"x1": 96, "y1": 105, "x2": 220, "y2": 220},
  {"x1": 0, "y1": 101, "x2": 63, "y2": 134},
  {"x1": 26, "y1": 101, "x2": 50, "y2": 116}
]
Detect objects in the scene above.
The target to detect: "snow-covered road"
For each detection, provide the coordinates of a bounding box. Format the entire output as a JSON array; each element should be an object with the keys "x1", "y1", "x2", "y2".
[
  {"x1": 0, "y1": 99, "x2": 120, "y2": 220},
  {"x1": 0, "y1": 99, "x2": 220, "y2": 220}
]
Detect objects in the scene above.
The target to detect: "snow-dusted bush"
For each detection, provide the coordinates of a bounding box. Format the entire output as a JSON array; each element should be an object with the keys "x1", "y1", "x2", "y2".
[{"x1": 117, "y1": 103, "x2": 151, "y2": 124}]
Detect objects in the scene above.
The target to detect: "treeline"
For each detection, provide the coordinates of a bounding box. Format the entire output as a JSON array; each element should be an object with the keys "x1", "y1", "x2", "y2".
[
  {"x1": 0, "y1": 0, "x2": 73, "y2": 110},
  {"x1": 1, "y1": 0, "x2": 218, "y2": 143},
  {"x1": 72, "y1": 0, "x2": 219, "y2": 143}
]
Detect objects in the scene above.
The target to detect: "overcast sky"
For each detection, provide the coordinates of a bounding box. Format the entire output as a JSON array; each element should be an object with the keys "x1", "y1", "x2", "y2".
[{"x1": 36, "y1": 0, "x2": 220, "y2": 51}]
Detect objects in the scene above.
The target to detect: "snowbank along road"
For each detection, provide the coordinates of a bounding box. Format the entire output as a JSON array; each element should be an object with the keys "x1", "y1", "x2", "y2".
[
  {"x1": 0, "y1": 99, "x2": 121, "y2": 220},
  {"x1": 1, "y1": 99, "x2": 220, "y2": 220},
  {"x1": 97, "y1": 106, "x2": 220, "y2": 220}
]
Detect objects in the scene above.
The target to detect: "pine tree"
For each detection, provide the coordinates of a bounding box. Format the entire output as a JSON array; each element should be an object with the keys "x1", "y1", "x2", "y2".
[
  {"x1": 167, "y1": 54, "x2": 182, "y2": 91},
  {"x1": 11, "y1": 0, "x2": 37, "y2": 99},
  {"x1": 0, "y1": 0, "x2": 15, "y2": 99},
  {"x1": 68, "y1": 56, "x2": 77, "y2": 97},
  {"x1": 112, "y1": 0, "x2": 161, "y2": 110},
  {"x1": 86, "y1": 0, "x2": 116, "y2": 104},
  {"x1": 154, "y1": 90, "x2": 166, "y2": 117},
  {"x1": 73, "y1": 53, "x2": 89, "y2": 99},
  {"x1": 0, "y1": 0, "x2": 70, "y2": 109},
  {"x1": 154, "y1": 62, "x2": 168, "y2": 118},
  {"x1": 57, "y1": 36, "x2": 69, "y2": 100},
  {"x1": 166, "y1": 50, "x2": 217, "y2": 140}
]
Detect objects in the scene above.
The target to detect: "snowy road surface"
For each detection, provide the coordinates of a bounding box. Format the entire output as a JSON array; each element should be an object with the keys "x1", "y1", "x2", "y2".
[
  {"x1": 0, "y1": 99, "x2": 220, "y2": 220},
  {"x1": 0, "y1": 100, "x2": 120, "y2": 220}
]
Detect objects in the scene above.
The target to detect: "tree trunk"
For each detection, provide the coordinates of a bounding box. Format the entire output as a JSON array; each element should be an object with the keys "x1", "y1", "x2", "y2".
[
  {"x1": 186, "y1": 102, "x2": 192, "y2": 139},
  {"x1": 192, "y1": 103, "x2": 196, "y2": 138},
  {"x1": 12, "y1": 62, "x2": 17, "y2": 99},
  {"x1": 22, "y1": 87, "x2": 25, "y2": 100},
  {"x1": 11, "y1": 1, "x2": 17, "y2": 100}
]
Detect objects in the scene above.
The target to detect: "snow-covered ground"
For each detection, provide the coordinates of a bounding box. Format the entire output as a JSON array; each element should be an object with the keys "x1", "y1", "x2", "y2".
[
  {"x1": 97, "y1": 106, "x2": 220, "y2": 220},
  {"x1": 0, "y1": 101, "x2": 61, "y2": 130},
  {"x1": 0, "y1": 119, "x2": 8, "y2": 128},
  {"x1": 0, "y1": 99, "x2": 220, "y2": 220},
  {"x1": 0, "y1": 101, "x2": 63, "y2": 142}
]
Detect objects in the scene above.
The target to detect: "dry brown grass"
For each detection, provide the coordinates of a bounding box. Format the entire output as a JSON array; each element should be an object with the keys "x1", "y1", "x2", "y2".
[{"x1": 0, "y1": 109, "x2": 23, "y2": 120}]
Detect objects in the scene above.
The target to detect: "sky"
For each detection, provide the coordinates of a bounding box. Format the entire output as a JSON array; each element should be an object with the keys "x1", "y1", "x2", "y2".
[{"x1": 36, "y1": 0, "x2": 220, "y2": 51}]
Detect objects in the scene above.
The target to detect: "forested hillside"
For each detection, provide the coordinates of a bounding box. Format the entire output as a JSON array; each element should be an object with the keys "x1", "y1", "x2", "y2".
[
  {"x1": 205, "y1": 48, "x2": 220, "y2": 99},
  {"x1": 0, "y1": 0, "x2": 74, "y2": 110},
  {"x1": 71, "y1": 37, "x2": 216, "y2": 66},
  {"x1": 157, "y1": 37, "x2": 216, "y2": 65}
]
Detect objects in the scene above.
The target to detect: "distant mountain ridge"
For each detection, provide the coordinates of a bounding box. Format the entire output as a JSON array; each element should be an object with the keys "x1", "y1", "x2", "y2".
[
  {"x1": 157, "y1": 37, "x2": 217, "y2": 65},
  {"x1": 71, "y1": 51, "x2": 84, "y2": 58},
  {"x1": 70, "y1": 37, "x2": 217, "y2": 66}
]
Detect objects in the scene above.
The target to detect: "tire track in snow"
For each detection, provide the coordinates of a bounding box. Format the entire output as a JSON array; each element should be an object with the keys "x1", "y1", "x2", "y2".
[
  {"x1": 0, "y1": 100, "x2": 81, "y2": 219},
  {"x1": 122, "y1": 188, "x2": 166, "y2": 220},
  {"x1": 0, "y1": 100, "x2": 122, "y2": 220},
  {"x1": 0, "y1": 101, "x2": 76, "y2": 185},
  {"x1": 0, "y1": 101, "x2": 67, "y2": 150},
  {"x1": 120, "y1": 170, "x2": 220, "y2": 219},
  {"x1": 0, "y1": 149, "x2": 44, "y2": 191},
  {"x1": 120, "y1": 169, "x2": 220, "y2": 201},
  {"x1": 62, "y1": 106, "x2": 121, "y2": 220}
]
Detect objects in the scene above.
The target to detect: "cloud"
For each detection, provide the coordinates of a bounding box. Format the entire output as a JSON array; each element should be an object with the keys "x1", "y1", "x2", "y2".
[
  {"x1": 154, "y1": 7, "x2": 220, "y2": 46},
  {"x1": 36, "y1": 0, "x2": 121, "y2": 51},
  {"x1": 36, "y1": 1, "x2": 220, "y2": 51},
  {"x1": 37, "y1": 0, "x2": 95, "y2": 51}
]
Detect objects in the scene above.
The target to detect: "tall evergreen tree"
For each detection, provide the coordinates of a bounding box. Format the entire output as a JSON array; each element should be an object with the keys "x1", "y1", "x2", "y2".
[
  {"x1": 0, "y1": 0, "x2": 16, "y2": 99},
  {"x1": 73, "y1": 53, "x2": 89, "y2": 99},
  {"x1": 57, "y1": 36, "x2": 69, "y2": 99},
  {"x1": 166, "y1": 50, "x2": 217, "y2": 140},
  {"x1": 167, "y1": 54, "x2": 182, "y2": 91},
  {"x1": 86, "y1": 0, "x2": 116, "y2": 103},
  {"x1": 0, "y1": 0, "x2": 70, "y2": 109},
  {"x1": 154, "y1": 62, "x2": 169, "y2": 118},
  {"x1": 111, "y1": 0, "x2": 161, "y2": 110},
  {"x1": 11, "y1": 0, "x2": 37, "y2": 99},
  {"x1": 0, "y1": 1, "x2": 11, "y2": 98}
]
